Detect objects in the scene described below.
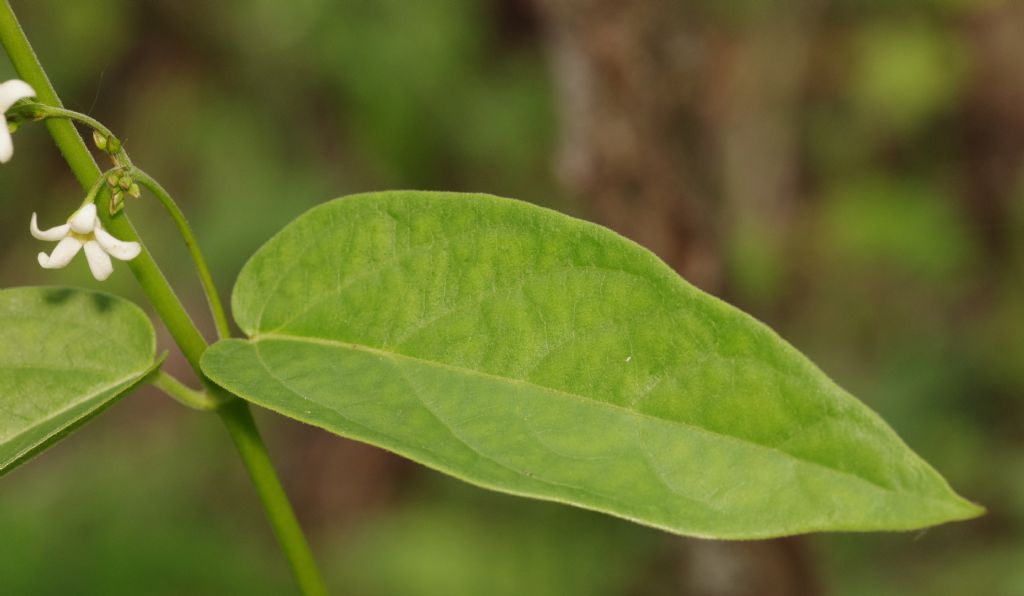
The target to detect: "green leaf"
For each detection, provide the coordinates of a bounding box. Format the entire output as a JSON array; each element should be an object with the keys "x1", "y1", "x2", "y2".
[
  {"x1": 202, "y1": 191, "x2": 982, "y2": 538},
  {"x1": 0, "y1": 287, "x2": 158, "y2": 474}
]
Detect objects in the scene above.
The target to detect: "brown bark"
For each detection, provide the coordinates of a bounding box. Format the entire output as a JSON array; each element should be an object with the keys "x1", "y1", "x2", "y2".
[
  {"x1": 958, "y1": 3, "x2": 1024, "y2": 266},
  {"x1": 534, "y1": 0, "x2": 722, "y2": 291}
]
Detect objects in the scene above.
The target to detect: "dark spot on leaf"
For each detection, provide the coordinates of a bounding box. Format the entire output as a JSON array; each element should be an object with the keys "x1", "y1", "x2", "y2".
[
  {"x1": 42, "y1": 288, "x2": 74, "y2": 304},
  {"x1": 90, "y1": 292, "x2": 113, "y2": 313}
]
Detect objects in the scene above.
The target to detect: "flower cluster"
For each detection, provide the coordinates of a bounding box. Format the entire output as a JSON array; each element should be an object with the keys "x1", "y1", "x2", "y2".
[{"x1": 2, "y1": 78, "x2": 142, "y2": 280}]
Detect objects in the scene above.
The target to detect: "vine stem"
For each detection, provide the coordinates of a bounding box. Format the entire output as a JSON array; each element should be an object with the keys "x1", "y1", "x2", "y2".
[{"x1": 0, "y1": 3, "x2": 328, "y2": 594}]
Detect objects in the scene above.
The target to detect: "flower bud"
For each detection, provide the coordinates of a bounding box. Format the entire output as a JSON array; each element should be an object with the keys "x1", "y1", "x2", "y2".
[
  {"x1": 110, "y1": 189, "x2": 125, "y2": 215},
  {"x1": 92, "y1": 129, "x2": 108, "y2": 151}
]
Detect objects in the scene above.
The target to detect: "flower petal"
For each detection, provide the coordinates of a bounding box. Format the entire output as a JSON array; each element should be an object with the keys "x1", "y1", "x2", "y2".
[
  {"x1": 83, "y1": 240, "x2": 113, "y2": 281},
  {"x1": 38, "y1": 236, "x2": 83, "y2": 269},
  {"x1": 0, "y1": 126, "x2": 12, "y2": 164},
  {"x1": 30, "y1": 213, "x2": 71, "y2": 241},
  {"x1": 94, "y1": 224, "x2": 142, "y2": 261},
  {"x1": 69, "y1": 203, "x2": 97, "y2": 234},
  {"x1": 0, "y1": 80, "x2": 36, "y2": 112}
]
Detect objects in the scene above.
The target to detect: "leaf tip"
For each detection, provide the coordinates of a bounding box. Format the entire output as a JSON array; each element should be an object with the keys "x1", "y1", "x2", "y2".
[{"x1": 947, "y1": 494, "x2": 986, "y2": 521}]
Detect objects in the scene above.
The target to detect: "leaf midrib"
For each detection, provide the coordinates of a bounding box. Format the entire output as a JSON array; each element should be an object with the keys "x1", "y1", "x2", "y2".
[
  {"x1": 253, "y1": 332, "x2": 908, "y2": 495},
  {"x1": 0, "y1": 367, "x2": 147, "y2": 453},
  {"x1": 239, "y1": 338, "x2": 765, "y2": 539},
  {"x1": 248, "y1": 338, "x2": 633, "y2": 510}
]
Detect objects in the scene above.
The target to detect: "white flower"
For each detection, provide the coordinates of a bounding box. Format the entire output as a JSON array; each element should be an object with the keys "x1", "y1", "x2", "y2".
[
  {"x1": 31, "y1": 203, "x2": 141, "y2": 281},
  {"x1": 0, "y1": 79, "x2": 36, "y2": 163}
]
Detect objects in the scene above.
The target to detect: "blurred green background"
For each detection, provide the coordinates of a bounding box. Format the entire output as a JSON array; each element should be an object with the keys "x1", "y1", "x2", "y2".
[{"x1": 1, "y1": 1, "x2": 1021, "y2": 594}]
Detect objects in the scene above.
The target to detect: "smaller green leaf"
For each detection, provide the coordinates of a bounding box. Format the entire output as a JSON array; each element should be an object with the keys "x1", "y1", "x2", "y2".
[{"x1": 0, "y1": 287, "x2": 159, "y2": 474}]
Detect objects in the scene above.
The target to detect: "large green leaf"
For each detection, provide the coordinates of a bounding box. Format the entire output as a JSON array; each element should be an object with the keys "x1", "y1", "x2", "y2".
[
  {"x1": 0, "y1": 287, "x2": 158, "y2": 474},
  {"x1": 202, "y1": 191, "x2": 981, "y2": 538}
]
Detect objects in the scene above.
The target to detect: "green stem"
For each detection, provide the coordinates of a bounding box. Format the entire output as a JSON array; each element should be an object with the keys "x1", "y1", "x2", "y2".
[
  {"x1": 13, "y1": 102, "x2": 132, "y2": 166},
  {"x1": 79, "y1": 166, "x2": 118, "y2": 208},
  {"x1": 152, "y1": 370, "x2": 219, "y2": 411},
  {"x1": 132, "y1": 167, "x2": 232, "y2": 339},
  {"x1": 218, "y1": 398, "x2": 329, "y2": 596},
  {"x1": 0, "y1": 4, "x2": 328, "y2": 594}
]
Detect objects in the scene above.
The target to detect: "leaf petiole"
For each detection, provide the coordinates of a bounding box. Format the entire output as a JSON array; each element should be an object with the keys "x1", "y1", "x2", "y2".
[
  {"x1": 130, "y1": 166, "x2": 232, "y2": 340},
  {"x1": 151, "y1": 370, "x2": 222, "y2": 411}
]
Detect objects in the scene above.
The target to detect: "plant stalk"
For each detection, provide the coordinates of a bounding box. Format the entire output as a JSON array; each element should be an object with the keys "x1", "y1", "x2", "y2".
[
  {"x1": 12, "y1": 103, "x2": 132, "y2": 166},
  {"x1": 0, "y1": 4, "x2": 327, "y2": 594},
  {"x1": 152, "y1": 370, "x2": 218, "y2": 410}
]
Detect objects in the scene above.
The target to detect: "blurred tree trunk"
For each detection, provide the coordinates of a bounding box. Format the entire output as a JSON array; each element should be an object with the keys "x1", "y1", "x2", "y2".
[
  {"x1": 959, "y1": 3, "x2": 1024, "y2": 269},
  {"x1": 531, "y1": 1, "x2": 822, "y2": 594},
  {"x1": 532, "y1": 0, "x2": 722, "y2": 291}
]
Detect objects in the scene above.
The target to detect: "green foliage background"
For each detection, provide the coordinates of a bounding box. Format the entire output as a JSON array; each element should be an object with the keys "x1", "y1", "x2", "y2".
[{"x1": 1, "y1": 0, "x2": 1021, "y2": 594}]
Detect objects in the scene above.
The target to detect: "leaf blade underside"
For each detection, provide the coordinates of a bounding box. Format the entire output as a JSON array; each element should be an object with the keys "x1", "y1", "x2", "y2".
[
  {"x1": 0, "y1": 287, "x2": 157, "y2": 474},
  {"x1": 202, "y1": 191, "x2": 981, "y2": 538}
]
